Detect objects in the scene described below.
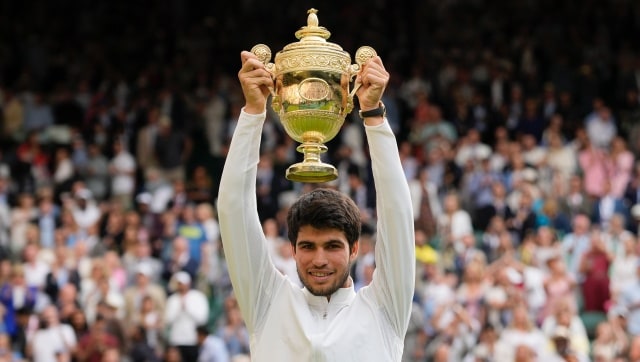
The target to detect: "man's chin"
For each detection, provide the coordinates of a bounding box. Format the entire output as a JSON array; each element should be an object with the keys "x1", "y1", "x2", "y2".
[{"x1": 306, "y1": 284, "x2": 336, "y2": 297}]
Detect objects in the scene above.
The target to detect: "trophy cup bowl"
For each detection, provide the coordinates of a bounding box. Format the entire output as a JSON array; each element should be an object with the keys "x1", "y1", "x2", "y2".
[{"x1": 251, "y1": 8, "x2": 377, "y2": 183}]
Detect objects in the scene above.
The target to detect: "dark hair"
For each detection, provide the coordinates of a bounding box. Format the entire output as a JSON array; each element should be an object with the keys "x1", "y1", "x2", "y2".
[
  {"x1": 287, "y1": 188, "x2": 361, "y2": 251},
  {"x1": 196, "y1": 325, "x2": 209, "y2": 335}
]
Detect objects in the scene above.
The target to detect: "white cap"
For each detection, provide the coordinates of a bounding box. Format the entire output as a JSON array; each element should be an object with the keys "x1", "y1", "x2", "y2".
[
  {"x1": 75, "y1": 188, "x2": 93, "y2": 200},
  {"x1": 136, "y1": 262, "x2": 153, "y2": 277},
  {"x1": 173, "y1": 271, "x2": 192, "y2": 286},
  {"x1": 521, "y1": 168, "x2": 538, "y2": 182},
  {"x1": 553, "y1": 325, "x2": 570, "y2": 339},
  {"x1": 505, "y1": 267, "x2": 523, "y2": 284},
  {"x1": 476, "y1": 147, "x2": 492, "y2": 161},
  {"x1": 105, "y1": 293, "x2": 123, "y2": 309},
  {"x1": 136, "y1": 192, "x2": 153, "y2": 204},
  {"x1": 0, "y1": 165, "x2": 9, "y2": 179},
  {"x1": 631, "y1": 204, "x2": 640, "y2": 219}
]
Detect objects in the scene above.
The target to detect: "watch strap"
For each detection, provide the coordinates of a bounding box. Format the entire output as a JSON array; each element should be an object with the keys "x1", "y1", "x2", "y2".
[{"x1": 359, "y1": 102, "x2": 386, "y2": 118}]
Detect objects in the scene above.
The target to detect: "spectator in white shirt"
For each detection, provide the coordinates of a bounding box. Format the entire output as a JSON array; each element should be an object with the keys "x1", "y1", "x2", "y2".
[
  {"x1": 165, "y1": 271, "x2": 209, "y2": 362},
  {"x1": 109, "y1": 138, "x2": 136, "y2": 210},
  {"x1": 28, "y1": 305, "x2": 77, "y2": 362}
]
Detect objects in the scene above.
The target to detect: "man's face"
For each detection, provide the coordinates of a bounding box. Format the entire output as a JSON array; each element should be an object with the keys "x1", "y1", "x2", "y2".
[{"x1": 294, "y1": 225, "x2": 358, "y2": 298}]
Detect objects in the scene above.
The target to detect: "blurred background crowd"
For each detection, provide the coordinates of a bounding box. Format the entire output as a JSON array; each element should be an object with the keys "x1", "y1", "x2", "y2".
[{"x1": 1, "y1": 0, "x2": 640, "y2": 361}]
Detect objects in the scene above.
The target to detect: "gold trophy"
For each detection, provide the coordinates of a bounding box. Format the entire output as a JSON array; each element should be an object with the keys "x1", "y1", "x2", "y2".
[{"x1": 251, "y1": 8, "x2": 377, "y2": 183}]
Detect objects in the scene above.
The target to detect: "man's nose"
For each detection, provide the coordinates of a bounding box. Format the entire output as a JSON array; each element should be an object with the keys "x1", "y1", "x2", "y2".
[{"x1": 312, "y1": 250, "x2": 328, "y2": 266}]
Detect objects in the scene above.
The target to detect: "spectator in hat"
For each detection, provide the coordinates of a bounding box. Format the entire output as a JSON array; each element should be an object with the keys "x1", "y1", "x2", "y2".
[{"x1": 164, "y1": 271, "x2": 209, "y2": 362}]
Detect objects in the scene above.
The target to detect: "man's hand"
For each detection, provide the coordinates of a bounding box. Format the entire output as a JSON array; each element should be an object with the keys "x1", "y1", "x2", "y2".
[
  {"x1": 238, "y1": 51, "x2": 274, "y2": 114},
  {"x1": 354, "y1": 56, "x2": 389, "y2": 125}
]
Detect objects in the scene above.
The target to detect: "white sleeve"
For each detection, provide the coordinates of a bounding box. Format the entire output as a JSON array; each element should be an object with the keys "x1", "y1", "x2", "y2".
[
  {"x1": 362, "y1": 119, "x2": 416, "y2": 338},
  {"x1": 164, "y1": 297, "x2": 181, "y2": 324},
  {"x1": 217, "y1": 110, "x2": 285, "y2": 333}
]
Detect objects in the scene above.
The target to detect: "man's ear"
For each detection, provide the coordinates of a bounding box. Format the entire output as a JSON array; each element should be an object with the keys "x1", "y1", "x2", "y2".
[{"x1": 350, "y1": 240, "x2": 359, "y2": 261}]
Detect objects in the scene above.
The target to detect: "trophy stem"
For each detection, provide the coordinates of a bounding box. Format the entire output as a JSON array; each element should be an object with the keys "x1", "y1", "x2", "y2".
[{"x1": 285, "y1": 142, "x2": 338, "y2": 183}]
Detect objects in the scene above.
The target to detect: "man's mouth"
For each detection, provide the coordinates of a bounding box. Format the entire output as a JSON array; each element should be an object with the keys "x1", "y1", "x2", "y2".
[{"x1": 309, "y1": 271, "x2": 333, "y2": 281}]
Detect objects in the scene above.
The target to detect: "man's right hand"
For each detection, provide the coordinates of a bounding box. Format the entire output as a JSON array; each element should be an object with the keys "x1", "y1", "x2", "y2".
[{"x1": 239, "y1": 51, "x2": 273, "y2": 114}]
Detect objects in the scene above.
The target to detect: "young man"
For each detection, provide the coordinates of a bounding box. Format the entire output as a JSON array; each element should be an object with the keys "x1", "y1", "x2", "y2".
[{"x1": 217, "y1": 51, "x2": 415, "y2": 361}]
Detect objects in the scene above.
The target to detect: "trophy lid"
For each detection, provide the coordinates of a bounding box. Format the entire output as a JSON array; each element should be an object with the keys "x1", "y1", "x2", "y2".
[{"x1": 281, "y1": 9, "x2": 346, "y2": 54}]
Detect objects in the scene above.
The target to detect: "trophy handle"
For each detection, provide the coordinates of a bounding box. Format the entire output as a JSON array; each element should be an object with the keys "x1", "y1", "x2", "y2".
[
  {"x1": 250, "y1": 44, "x2": 278, "y2": 99},
  {"x1": 348, "y1": 46, "x2": 378, "y2": 98}
]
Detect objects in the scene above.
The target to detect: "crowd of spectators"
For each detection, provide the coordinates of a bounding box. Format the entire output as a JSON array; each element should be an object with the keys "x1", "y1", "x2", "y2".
[{"x1": 1, "y1": 0, "x2": 640, "y2": 361}]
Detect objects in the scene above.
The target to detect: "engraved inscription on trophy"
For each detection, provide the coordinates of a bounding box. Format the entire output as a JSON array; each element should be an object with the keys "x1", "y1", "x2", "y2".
[{"x1": 299, "y1": 78, "x2": 330, "y2": 102}]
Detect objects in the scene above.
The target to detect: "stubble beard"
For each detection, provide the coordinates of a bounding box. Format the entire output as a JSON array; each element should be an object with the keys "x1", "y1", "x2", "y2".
[{"x1": 298, "y1": 262, "x2": 352, "y2": 297}]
